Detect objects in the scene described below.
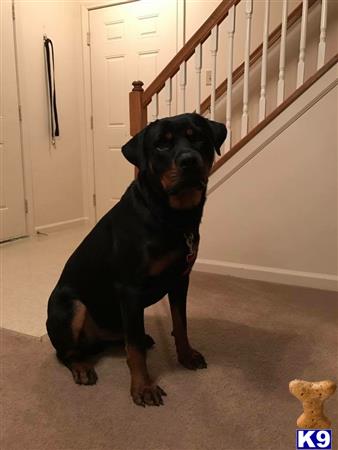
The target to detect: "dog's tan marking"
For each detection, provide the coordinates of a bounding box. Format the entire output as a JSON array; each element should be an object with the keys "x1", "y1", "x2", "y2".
[
  {"x1": 170, "y1": 302, "x2": 190, "y2": 354},
  {"x1": 126, "y1": 345, "x2": 151, "y2": 396},
  {"x1": 169, "y1": 188, "x2": 203, "y2": 210},
  {"x1": 72, "y1": 299, "x2": 122, "y2": 343},
  {"x1": 83, "y1": 311, "x2": 123, "y2": 341},
  {"x1": 148, "y1": 251, "x2": 180, "y2": 276},
  {"x1": 160, "y1": 161, "x2": 208, "y2": 209},
  {"x1": 71, "y1": 300, "x2": 87, "y2": 342},
  {"x1": 70, "y1": 360, "x2": 98, "y2": 385},
  {"x1": 160, "y1": 164, "x2": 179, "y2": 191}
]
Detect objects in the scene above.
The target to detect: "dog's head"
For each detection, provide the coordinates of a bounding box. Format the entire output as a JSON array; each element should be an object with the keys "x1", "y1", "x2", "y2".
[{"x1": 122, "y1": 113, "x2": 227, "y2": 209}]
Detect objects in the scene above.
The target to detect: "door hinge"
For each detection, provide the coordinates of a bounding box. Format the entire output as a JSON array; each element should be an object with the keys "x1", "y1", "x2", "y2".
[
  {"x1": 24, "y1": 199, "x2": 28, "y2": 214},
  {"x1": 93, "y1": 194, "x2": 96, "y2": 207},
  {"x1": 18, "y1": 105, "x2": 22, "y2": 122},
  {"x1": 12, "y1": 2, "x2": 15, "y2": 20},
  {"x1": 90, "y1": 115, "x2": 94, "y2": 130},
  {"x1": 87, "y1": 32, "x2": 91, "y2": 46}
]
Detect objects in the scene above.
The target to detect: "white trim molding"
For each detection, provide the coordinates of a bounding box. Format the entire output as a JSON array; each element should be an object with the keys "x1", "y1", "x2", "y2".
[
  {"x1": 35, "y1": 217, "x2": 89, "y2": 234},
  {"x1": 194, "y1": 259, "x2": 338, "y2": 292},
  {"x1": 80, "y1": 3, "x2": 97, "y2": 227},
  {"x1": 82, "y1": 0, "x2": 138, "y2": 12},
  {"x1": 12, "y1": 0, "x2": 35, "y2": 237}
]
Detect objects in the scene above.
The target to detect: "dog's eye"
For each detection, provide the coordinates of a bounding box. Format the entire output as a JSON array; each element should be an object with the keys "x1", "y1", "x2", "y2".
[
  {"x1": 186, "y1": 129, "x2": 202, "y2": 142},
  {"x1": 156, "y1": 131, "x2": 173, "y2": 152}
]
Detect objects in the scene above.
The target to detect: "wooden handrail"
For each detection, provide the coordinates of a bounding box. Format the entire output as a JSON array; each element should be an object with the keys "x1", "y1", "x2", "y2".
[
  {"x1": 200, "y1": 0, "x2": 318, "y2": 115},
  {"x1": 142, "y1": 0, "x2": 242, "y2": 107},
  {"x1": 211, "y1": 54, "x2": 338, "y2": 175}
]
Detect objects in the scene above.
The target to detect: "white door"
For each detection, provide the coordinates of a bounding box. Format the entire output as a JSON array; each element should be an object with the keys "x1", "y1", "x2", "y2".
[
  {"x1": 89, "y1": 0, "x2": 178, "y2": 219},
  {"x1": 0, "y1": 0, "x2": 26, "y2": 242}
]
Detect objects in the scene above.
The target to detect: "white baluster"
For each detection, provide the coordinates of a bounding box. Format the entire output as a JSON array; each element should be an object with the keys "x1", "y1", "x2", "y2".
[
  {"x1": 195, "y1": 44, "x2": 202, "y2": 114},
  {"x1": 210, "y1": 26, "x2": 218, "y2": 121},
  {"x1": 277, "y1": 0, "x2": 288, "y2": 105},
  {"x1": 179, "y1": 62, "x2": 187, "y2": 113},
  {"x1": 151, "y1": 93, "x2": 158, "y2": 121},
  {"x1": 165, "y1": 78, "x2": 172, "y2": 116},
  {"x1": 241, "y1": 0, "x2": 252, "y2": 138},
  {"x1": 259, "y1": 0, "x2": 270, "y2": 121},
  {"x1": 297, "y1": 0, "x2": 308, "y2": 88},
  {"x1": 317, "y1": 0, "x2": 328, "y2": 69},
  {"x1": 225, "y1": 5, "x2": 235, "y2": 152}
]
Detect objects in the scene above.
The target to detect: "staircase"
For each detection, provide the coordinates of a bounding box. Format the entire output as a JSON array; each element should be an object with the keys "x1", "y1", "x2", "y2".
[
  {"x1": 128, "y1": 0, "x2": 337, "y2": 291},
  {"x1": 128, "y1": 0, "x2": 337, "y2": 172}
]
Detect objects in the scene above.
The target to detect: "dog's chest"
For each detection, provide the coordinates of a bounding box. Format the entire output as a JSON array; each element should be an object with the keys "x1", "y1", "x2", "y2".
[
  {"x1": 148, "y1": 250, "x2": 182, "y2": 276},
  {"x1": 120, "y1": 235, "x2": 199, "y2": 308},
  {"x1": 146, "y1": 234, "x2": 199, "y2": 278}
]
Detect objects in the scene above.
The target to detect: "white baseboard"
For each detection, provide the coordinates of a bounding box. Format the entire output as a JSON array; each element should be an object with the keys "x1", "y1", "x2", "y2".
[
  {"x1": 35, "y1": 217, "x2": 89, "y2": 234},
  {"x1": 194, "y1": 258, "x2": 338, "y2": 292}
]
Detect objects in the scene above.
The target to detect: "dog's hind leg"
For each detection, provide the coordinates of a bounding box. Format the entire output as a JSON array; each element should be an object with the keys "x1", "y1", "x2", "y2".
[{"x1": 46, "y1": 287, "x2": 98, "y2": 385}]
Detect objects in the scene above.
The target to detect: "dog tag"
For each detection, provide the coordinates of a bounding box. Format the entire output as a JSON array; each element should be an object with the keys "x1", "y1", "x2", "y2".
[
  {"x1": 185, "y1": 233, "x2": 194, "y2": 255},
  {"x1": 183, "y1": 233, "x2": 196, "y2": 275}
]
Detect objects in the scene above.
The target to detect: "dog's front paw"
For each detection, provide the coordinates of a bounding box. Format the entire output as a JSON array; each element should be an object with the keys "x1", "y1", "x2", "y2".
[
  {"x1": 131, "y1": 382, "x2": 167, "y2": 407},
  {"x1": 70, "y1": 362, "x2": 98, "y2": 385},
  {"x1": 178, "y1": 348, "x2": 207, "y2": 370}
]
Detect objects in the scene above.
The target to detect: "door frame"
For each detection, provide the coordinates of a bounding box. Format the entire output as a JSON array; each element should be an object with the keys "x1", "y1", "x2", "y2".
[
  {"x1": 80, "y1": 0, "x2": 185, "y2": 225},
  {"x1": 3, "y1": 0, "x2": 33, "y2": 239}
]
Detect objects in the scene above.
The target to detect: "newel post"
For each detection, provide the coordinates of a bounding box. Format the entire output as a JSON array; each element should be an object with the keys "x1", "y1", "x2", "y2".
[{"x1": 129, "y1": 80, "x2": 147, "y2": 137}]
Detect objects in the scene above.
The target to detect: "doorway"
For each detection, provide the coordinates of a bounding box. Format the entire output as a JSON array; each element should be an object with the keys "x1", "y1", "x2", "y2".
[
  {"x1": 0, "y1": 0, "x2": 26, "y2": 242},
  {"x1": 89, "y1": 0, "x2": 178, "y2": 219}
]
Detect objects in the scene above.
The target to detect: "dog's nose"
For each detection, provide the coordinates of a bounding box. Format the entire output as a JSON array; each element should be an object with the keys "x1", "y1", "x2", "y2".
[{"x1": 177, "y1": 153, "x2": 199, "y2": 170}]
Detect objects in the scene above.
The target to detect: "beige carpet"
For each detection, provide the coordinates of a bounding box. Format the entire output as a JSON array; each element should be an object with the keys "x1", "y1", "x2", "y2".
[{"x1": 1, "y1": 272, "x2": 338, "y2": 450}]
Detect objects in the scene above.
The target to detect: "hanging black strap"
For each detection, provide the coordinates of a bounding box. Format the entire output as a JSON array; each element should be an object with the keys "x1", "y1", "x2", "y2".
[{"x1": 44, "y1": 37, "x2": 59, "y2": 143}]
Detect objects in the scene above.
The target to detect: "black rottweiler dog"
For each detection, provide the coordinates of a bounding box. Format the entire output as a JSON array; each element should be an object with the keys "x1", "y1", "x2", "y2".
[{"x1": 46, "y1": 113, "x2": 227, "y2": 407}]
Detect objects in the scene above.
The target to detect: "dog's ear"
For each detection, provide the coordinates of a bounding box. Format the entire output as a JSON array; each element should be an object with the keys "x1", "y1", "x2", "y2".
[
  {"x1": 121, "y1": 127, "x2": 147, "y2": 169},
  {"x1": 206, "y1": 119, "x2": 227, "y2": 155}
]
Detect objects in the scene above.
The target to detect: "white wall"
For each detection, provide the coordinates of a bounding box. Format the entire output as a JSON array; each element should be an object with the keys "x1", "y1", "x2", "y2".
[
  {"x1": 195, "y1": 65, "x2": 338, "y2": 291},
  {"x1": 15, "y1": 0, "x2": 84, "y2": 230},
  {"x1": 14, "y1": 0, "x2": 337, "y2": 235}
]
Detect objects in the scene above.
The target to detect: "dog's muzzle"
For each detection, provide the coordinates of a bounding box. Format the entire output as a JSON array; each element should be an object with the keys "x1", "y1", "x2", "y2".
[
  {"x1": 164, "y1": 151, "x2": 207, "y2": 196},
  {"x1": 176, "y1": 152, "x2": 202, "y2": 172},
  {"x1": 167, "y1": 161, "x2": 207, "y2": 196},
  {"x1": 166, "y1": 179, "x2": 207, "y2": 195}
]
